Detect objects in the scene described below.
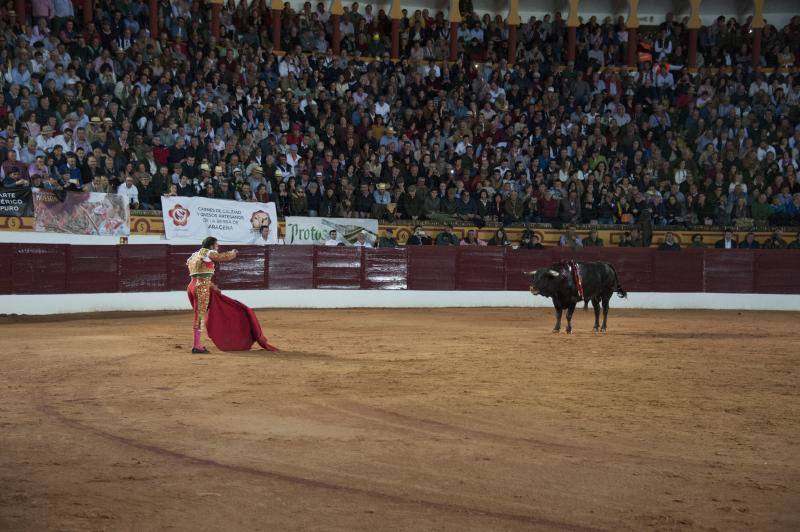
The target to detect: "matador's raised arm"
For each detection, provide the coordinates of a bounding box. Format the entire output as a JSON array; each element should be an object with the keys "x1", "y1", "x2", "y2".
[{"x1": 209, "y1": 249, "x2": 237, "y2": 262}]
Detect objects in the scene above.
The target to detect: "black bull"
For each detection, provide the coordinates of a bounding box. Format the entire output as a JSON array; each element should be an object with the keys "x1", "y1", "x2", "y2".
[{"x1": 524, "y1": 262, "x2": 627, "y2": 333}]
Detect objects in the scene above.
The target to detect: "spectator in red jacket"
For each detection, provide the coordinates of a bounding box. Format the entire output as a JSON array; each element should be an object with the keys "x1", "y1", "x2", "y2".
[
  {"x1": 541, "y1": 191, "x2": 559, "y2": 223},
  {"x1": 151, "y1": 137, "x2": 169, "y2": 166}
]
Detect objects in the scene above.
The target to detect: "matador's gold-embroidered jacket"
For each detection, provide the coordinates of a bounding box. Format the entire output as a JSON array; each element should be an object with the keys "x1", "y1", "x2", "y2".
[{"x1": 186, "y1": 248, "x2": 237, "y2": 278}]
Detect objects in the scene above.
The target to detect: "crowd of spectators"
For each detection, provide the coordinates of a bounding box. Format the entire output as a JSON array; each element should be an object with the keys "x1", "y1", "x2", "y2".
[
  {"x1": 1, "y1": 1, "x2": 800, "y2": 234},
  {"x1": 544, "y1": 224, "x2": 800, "y2": 250},
  {"x1": 343, "y1": 223, "x2": 800, "y2": 250},
  {"x1": 267, "y1": 1, "x2": 800, "y2": 70}
]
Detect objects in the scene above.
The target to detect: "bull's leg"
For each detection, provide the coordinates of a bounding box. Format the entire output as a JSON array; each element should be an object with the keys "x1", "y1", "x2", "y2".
[
  {"x1": 592, "y1": 298, "x2": 601, "y2": 332},
  {"x1": 553, "y1": 305, "x2": 563, "y2": 333},
  {"x1": 601, "y1": 296, "x2": 610, "y2": 332},
  {"x1": 565, "y1": 303, "x2": 576, "y2": 334}
]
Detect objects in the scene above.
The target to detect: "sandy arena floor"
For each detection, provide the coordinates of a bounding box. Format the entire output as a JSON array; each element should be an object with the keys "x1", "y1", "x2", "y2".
[{"x1": 0, "y1": 308, "x2": 798, "y2": 531}]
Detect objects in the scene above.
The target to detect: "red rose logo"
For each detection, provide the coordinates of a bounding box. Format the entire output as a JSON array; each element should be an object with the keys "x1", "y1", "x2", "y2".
[{"x1": 169, "y1": 204, "x2": 190, "y2": 226}]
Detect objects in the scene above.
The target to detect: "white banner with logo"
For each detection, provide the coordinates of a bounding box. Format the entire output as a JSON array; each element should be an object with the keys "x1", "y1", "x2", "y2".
[
  {"x1": 285, "y1": 217, "x2": 379, "y2": 246},
  {"x1": 161, "y1": 196, "x2": 278, "y2": 244}
]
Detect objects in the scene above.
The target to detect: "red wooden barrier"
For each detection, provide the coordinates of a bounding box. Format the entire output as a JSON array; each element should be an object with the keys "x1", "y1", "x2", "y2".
[
  {"x1": 652, "y1": 250, "x2": 704, "y2": 292},
  {"x1": 314, "y1": 246, "x2": 362, "y2": 289},
  {"x1": 704, "y1": 251, "x2": 755, "y2": 293},
  {"x1": 407, "y1": 246, "x2": 457, "y2": 290},
  {"x1": 118, "y1": 245, "x2": 169, "y2": 292},
  {"x1": 267, "y1": 246, "x2": 313, "y2": 289},
  {"x1": 363, "y1": 248, "x2": 407, "y2": 289},
  {"x1": 67, "y1": 245, "x2": 119, "y2": 293},
  {"x1": 216, "y1": 247, "x2": 267, "y2": 290},
  {"x1": 0, "y1": 244, "x2": 16, "y2": 294},
  {"x1": 12, "y1": 244, "x2": 68, "y2": 294},
  {"x1": 550, "y1": 247, "x2": 604, "y2": 264},
  {"x1": 604, "y1": 248, "x2": 655, "y2": 292},
  {"x1": 753, "y1": 252, "x2": 800, "y2": 294},
  {"x1": 2, "y1": 244, "x2": 800, "y2": 296},
  {"x1": 456, "y1": 247, "x2": 506, "y2": 291}
]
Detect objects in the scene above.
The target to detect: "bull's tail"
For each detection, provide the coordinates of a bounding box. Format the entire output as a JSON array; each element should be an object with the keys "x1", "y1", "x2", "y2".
[{"x1": 610, "y1": 264, "x2": 627, "y2": 298}]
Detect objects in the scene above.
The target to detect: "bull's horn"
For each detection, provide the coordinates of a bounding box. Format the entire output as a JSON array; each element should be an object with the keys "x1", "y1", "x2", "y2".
[
  {"x1": 523, "y1": 270, "x2": 537, "y2": 276},
  {"x1": 547, "y1": 269, "x2": 560, "y2": 277}
]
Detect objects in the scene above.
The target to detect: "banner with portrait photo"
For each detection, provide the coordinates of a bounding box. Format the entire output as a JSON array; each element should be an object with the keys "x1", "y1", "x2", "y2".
[
  {"x1": 285, "y1": 217, "x2": 379, "y2": 246},
  {"x1": 33, "y1": 189, "x2": 130, "y2": 236},
  {"x1": 0, "y1": 188, "x2": 33, "y2": 217},
  {"x1": 161, "y1": 196, "x2": 278, "y2": 244}
]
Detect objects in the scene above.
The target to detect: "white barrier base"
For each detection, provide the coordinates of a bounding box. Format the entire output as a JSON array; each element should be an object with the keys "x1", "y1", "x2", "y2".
[{"x1": 3, "y1": 290, "x2": 800, "y2": 315}]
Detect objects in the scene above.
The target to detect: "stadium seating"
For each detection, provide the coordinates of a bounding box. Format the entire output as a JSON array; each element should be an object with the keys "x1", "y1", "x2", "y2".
[{"x1": 1, "y1": 1, "x2": 799, "y2": 245}]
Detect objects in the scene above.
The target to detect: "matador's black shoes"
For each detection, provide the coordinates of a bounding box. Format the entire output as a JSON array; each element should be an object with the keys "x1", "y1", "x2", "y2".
[{"x1": 192, "y1": 347, "x2": 210, "y2": 354}]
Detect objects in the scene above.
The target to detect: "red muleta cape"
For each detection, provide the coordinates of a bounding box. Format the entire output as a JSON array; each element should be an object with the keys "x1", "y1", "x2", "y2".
[{"x1": 188, "y1": 282, "x2": 278, "y2": 352}]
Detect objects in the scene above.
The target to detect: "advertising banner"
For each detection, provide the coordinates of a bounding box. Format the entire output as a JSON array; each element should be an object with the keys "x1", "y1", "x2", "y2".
[
  {"x1": 285, "y1": 217, "x2": 379, "y2": 246},
  {"x1": 161, "y1": 196, "x2": 278, "y2": 244},
  {"x1": 0, "y1": 188, "x2": 33, "y2": 217},
  {"x1": 33, "y1": 189, "x2": 130, "y2": 236}
]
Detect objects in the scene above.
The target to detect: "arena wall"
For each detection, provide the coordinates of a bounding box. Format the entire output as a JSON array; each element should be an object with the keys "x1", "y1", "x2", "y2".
[{"x1": 2, "y1": 243, "x2": 799, "y2": 314}]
